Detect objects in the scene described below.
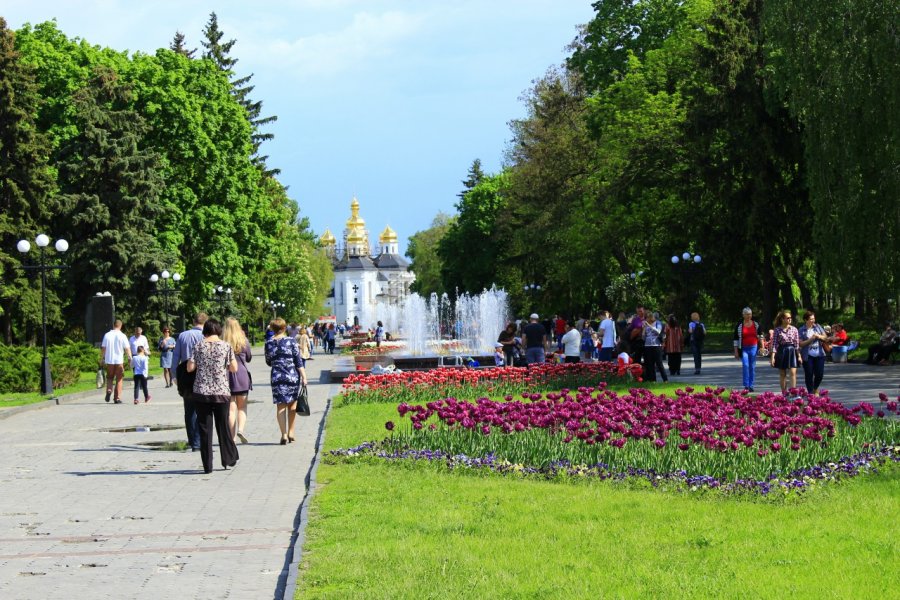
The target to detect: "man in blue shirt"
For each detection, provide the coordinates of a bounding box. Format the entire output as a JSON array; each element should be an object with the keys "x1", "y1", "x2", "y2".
[{"x1": 173, "y1": 312, "x2": 208, "y2": 451}]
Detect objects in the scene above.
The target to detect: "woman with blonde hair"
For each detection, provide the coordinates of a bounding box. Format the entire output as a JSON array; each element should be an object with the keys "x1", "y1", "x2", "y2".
[
  {"x1": 223, "y1": 318, "x2": 253, "y2": 444},
  {"x1": 296, "y1": 325, "x2": 311, "y2": 365},
  {"x1": 265, "y1": 318, "x2": 307, "y2": 444},
  {"x1": 770, "y1": 309, "x2": 802, "y2": 397}
]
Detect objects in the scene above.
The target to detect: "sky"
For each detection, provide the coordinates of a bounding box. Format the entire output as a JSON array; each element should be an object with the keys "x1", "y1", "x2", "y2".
[{"x1": 1, "y1": 1, "x2": 596, "y2": 254}]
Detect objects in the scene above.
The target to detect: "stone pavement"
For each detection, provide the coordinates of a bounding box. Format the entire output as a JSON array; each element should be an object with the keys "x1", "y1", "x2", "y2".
[
  {"x1": 0, "y1": 348, "x2": 339, "y2": 600},
  {"x1": 665, "y1": 353, "x2": 899, "y2": 406}
]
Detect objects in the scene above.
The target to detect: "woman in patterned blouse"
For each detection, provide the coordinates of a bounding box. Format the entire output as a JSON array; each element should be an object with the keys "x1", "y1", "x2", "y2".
[
  {"x1": 187, "y1": 319, "x2": 239, "y2": 474},
  {"x1": 770, "y1": 309, "x2": 802, "y2": 397}
]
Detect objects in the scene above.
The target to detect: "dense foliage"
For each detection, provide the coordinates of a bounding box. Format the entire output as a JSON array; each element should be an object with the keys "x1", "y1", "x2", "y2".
[
  {"x1": 0, "y1": 15, "x2": 331, "y2": 345},
  {"x1": 426, "y1": 0, "x2": 898, "y2": 326}
]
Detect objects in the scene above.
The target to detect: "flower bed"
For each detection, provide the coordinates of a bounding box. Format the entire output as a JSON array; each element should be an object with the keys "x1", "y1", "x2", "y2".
[
  {"x1": 382, "y1": 388, "x2": 898, "y2": 481},
  {"x1": 340, "y1": 341, "x2": 407, "y2": 356},
  {"x1": 330, "y1": 442, "x2": 898, "y2": 496},
  {"x1": 339, "y1": 362, "x2": 645, "y2": 405}
]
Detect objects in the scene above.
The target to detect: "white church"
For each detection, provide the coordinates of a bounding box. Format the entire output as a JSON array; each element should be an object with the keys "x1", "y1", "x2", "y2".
[{"x1": 320, "y1": 197, "x2": 416, "y2": 328}]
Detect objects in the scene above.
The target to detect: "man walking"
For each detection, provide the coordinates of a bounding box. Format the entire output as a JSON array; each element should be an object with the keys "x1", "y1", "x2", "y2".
[
  {"x1": 524, "y1": 314, "x2": 546, "y2": 365},
  {"x1": 173, "y1": 312, "x2": 208, "y2": 452},
  {"x1": 129, "y1": 326, "x2": 150, "y2": 357},
  {"x1": 598, "y1": 310, "x2": 616, "y2": 362},
  {"x1": 100, "y1": 320, "x2": 132, "y2": 404}
]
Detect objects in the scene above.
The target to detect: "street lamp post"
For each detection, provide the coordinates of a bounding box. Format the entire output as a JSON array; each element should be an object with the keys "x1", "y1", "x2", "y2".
[
  {"x1": 17, "y1": 234, "x2": 69, "y2": 395},
  {"x1": 149, "y1": 269, "x2": 181, "y2": 329},
  {"x1": 671, "y1": 251, "x2": 702, "y2": 315},
  {"x1": 267, "y1": 300, "x2": 285, "y2": 319},
  {"x1": 211, "y1": 286, "x2": 232, "y2": 319},
  {"x1": 523, "y1": 283, "x2": 541, "y2": 311}
]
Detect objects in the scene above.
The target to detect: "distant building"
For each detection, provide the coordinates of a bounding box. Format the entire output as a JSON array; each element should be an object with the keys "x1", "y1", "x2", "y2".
[{"x1": 320, "y1": 197, "x2": 415, "y2": 328}]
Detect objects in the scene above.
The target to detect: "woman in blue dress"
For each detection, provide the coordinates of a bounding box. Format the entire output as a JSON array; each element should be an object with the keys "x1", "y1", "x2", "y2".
[
  {"x1": 265, "y1": 318, "x2": 307, "y2": 445},
  {"x1": 158, "y1": 327, "x2": 176, "y2": 388}
]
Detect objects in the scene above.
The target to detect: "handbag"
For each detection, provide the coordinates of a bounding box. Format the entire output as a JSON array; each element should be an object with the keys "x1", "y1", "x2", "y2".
[{"x1": 295, "y1": 384, "x2": 311, "y2": 416}]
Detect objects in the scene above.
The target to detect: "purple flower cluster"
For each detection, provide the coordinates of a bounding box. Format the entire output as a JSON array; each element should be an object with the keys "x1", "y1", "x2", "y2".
[
  {"x1": 394, "y1": 387, "x2": 896, "y2": 454},
  {"x1": 329, "y1": 443, "x2": 899, "y2": 496}
]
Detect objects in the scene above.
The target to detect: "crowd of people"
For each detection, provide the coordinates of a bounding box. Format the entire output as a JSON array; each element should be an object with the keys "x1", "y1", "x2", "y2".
[{"x1": 491, "y1": 306, "x2": 876, "y2": 399}]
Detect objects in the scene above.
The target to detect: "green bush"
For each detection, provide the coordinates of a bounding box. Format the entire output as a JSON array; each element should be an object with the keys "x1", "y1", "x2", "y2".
[
  {"x1": 0, "y1": 344, "x2": 41, "y2": 393},
  {"x1": 0, "y1": 340, "x2": 98, "y2": 394}
]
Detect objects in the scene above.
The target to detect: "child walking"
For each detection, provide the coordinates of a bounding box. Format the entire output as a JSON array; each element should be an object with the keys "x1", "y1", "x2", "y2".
[{"x1": 132, "y1": 346, "x2": 151, "y2": 404}]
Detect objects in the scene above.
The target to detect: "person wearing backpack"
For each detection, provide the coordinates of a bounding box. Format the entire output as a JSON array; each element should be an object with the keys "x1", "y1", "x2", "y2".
[
  {"x1": 688, "y1": 312, "x2": 706, "y2": 375},
  {"x1": 733, "y1": 307, "x2": 765, "y2": 391}
]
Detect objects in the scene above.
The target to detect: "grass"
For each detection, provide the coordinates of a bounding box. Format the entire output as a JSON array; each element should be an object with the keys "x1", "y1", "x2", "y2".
[
  {"x1": 0, "y1": 364, "x2": 167, "y2": 408},
  {"x1": 297, "y1": 400, "x2": 900, "y2": 599}
]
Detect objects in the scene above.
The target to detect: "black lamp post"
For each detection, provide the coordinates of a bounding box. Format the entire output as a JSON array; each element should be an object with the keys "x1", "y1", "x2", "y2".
[
  {"x1": 17, "y1": 234, "x2": 69, "y2": 395},
  {"x1": 150, "y1": 269, "x2": 181, "y2": 329},
  {"x1": 267, "y1": 300, "x2": 284, "y2": 319},
  {"x1": 671, "y1": 251, "x2": 702, "y2": 316},
  {"x1": 211, "y1": 285, "x2": 232, "y2": 319}
]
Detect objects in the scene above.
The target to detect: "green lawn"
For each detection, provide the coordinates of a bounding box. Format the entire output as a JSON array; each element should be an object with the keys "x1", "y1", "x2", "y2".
[
  {"x1": 0, "y1": 364, "x2": 166, "y2": 408},
  {"x1": 297, "y1": 401, "x2": 899, "y2": 599}
]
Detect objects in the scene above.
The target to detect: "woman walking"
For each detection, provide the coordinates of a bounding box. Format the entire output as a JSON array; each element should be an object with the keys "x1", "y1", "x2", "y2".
[
  {"x1": 641, "y1": 312, "x2": 668, "y2": 382},
  {"x1": 187, "y1": 319, "x2": 239, "y2": 474},
  {"x1": 663, "y1": 315, "x2": 683, "y2": 375},
  {"x1": 733, "y1": 307, "x2": 764, "y2": 392},
  {"x1": 224, "y1": 317, "x2": 253, "y2": 444},
  {"x1": 158, "y1": 327, "x2": 176, "y2": 387},
  {"x1": 770, "y1": 310, "x2": 802, "y2": 397},
  {"x1": 798, "y1": 311, "x2": 827, "y2": 395},
  {"x1": 265, "y1": 318, "x2": 308, "y2": 445},
  {"x1": 297, "y1": 326, "x2": 311, "y2": 364}
]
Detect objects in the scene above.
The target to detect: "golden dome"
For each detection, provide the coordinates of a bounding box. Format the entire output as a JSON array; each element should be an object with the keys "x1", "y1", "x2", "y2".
[
  {"x1": 320, "y1": 228, "x2": 336, "y2": 245},
  {"x1": 346, "y1": 229, "x2": 366, "y2": 245},
  {"x1": 379, "y1": 225, "x2": 398, "y2": 244},
  {"x1": 345, "y1": 196, "x2": 365, "y2": 230}
]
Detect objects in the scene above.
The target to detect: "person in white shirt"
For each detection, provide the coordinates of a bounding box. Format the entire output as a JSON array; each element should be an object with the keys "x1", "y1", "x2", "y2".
[
  {"x1": 100, "y1": 320, "x2": 132, "y2": 404},
  {"x1": 561, "y1": 321, "x2": 582, "y2": 364},
  {"x1": 129, "y1": 326, "x2": 150, "y2": 357},
  {"x1": 598, "y1": 310, "x2": 616, "y2": 362}
]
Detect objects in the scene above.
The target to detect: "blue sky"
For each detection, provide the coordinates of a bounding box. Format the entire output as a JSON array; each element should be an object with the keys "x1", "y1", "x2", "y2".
[{"x1": 2, "y1": 1, "x2": 595, "y2": 253}]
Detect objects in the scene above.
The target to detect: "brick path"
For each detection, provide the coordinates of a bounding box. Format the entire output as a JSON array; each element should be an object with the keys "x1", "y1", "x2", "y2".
[{"x1": 0, "y1": 349, "x2": 339, "y2": 600}]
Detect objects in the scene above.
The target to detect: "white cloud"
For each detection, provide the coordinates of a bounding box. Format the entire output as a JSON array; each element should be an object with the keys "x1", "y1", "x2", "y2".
[{"x1": 242, "y1": 10, "x2": 426, "y2": 79}]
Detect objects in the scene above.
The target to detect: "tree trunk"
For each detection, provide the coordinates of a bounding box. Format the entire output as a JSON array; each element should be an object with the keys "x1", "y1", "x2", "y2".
[
  {"x1": 761, "y1": 258, "x2": 778, "y2": 328},
  {"x1": 798, "y1": 275, "x2": 814, "y2": 312}
]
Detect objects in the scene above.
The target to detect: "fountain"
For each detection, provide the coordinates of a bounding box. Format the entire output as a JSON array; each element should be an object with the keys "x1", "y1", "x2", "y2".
[
  {"x1": 386, "y1": 288, "x2": 507, "y2": 369},
  {"x1": 331, "y1": 288, "x2": 510, "y2": 379}
]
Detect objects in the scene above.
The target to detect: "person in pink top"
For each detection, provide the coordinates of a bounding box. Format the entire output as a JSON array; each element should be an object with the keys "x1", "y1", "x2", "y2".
[{"x1": 770, "y1": 309, "x2": 802, "y2": 397}]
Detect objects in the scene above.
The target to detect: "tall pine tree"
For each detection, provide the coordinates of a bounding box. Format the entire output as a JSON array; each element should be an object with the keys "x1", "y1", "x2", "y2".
[
  {"x1": 56, "y1": 66, "x2": 169, "y2": 325},
  {"x1": 170, "y1": 31, "x2": 196, "y2": 58},
  {"x1": 0, "y1": 17, "x2": 56, "y2": 343},
  {"x1": 201, "y1": 12, "x2": 279, "y2": 175}
]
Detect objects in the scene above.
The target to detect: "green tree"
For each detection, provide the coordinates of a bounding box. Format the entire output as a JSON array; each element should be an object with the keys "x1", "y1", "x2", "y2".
[
  {"x1": 407, "y1": 212, "x2": 454, "y2": 297},
  {"x1": 439, "y1": 173, "x2": 508, "y2": 295},
  {"x1": 170, "y1": 31, "x2": 196, "y2": 58},
  {"x1": 201, "y1": 12, "x2": 279, "y2": 175},
  {"x1": 764, "y1": 0, "x2": 899, "y2": 321},
  {"x1": 56, "y1": 66, "x2": 169, "y2": 325},
  {"x1": 568, "y1": 0, "x2": 691, "y2": 92},
  {"x1": 0, "y1": 17, "x2": 56, "y2": 343}
]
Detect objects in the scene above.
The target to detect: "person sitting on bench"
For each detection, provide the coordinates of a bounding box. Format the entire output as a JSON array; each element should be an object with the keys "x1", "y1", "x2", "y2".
[{"x1": 866, "y1": 323, "x2": 897, "y2": 365}]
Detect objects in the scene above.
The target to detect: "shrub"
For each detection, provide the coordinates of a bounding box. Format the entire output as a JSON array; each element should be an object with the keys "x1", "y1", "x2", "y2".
[{"x1": 0, "y1": 340, "x2": 98, "y2": 394}]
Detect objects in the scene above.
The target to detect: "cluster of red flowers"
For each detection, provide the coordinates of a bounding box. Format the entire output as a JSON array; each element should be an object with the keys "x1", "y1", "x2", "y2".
[
  {"x1": 394, "y1": 386, "x2": 895, "y2": 455},
  {"x1": 340, "y1": 362, "x2": 645, "y2": 405}
]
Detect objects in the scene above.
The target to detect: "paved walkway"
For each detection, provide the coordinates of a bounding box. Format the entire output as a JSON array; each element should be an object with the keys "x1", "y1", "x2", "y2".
[
  {"x1": 0, "y1": 348, "x2": 339, "y2": 600},
  {"x1": 664, "y1": 353, "x2": 899, "y2": 407}
]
